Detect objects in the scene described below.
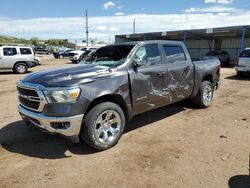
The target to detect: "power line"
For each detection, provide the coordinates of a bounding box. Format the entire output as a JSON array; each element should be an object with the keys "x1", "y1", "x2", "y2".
[{"x1": 85, "y1": 9, "x2": 89, "y2": 46}]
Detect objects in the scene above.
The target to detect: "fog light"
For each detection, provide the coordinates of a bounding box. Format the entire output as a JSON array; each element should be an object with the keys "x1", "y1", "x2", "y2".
[{"x1": 51, "y1": 122, "x2": 71, "y2": 130}]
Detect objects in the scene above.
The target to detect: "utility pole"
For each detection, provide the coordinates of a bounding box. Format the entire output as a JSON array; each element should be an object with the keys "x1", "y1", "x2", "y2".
[
  {"x1": 85, "y1": 9, "x2": 89, "y2": 47},
  {"x1": 133, "y1": 18, "x2": 136, "y2": 34}
]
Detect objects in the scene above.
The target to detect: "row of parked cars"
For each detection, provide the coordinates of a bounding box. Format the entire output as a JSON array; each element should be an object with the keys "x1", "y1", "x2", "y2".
[{"x1": 53, "y1": 47, "x2": 98, "y2": 63}]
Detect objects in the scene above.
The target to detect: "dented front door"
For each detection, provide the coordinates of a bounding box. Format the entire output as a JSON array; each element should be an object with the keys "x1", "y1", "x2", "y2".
[{"x1": 129, "y1": 44, "x2": 169, "y2": 114}]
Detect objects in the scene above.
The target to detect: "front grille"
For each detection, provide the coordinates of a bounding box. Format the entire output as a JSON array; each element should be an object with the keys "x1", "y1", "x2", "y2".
[
  {"x1": 17, "y1": 86, "x2": 40, "y2": 111},
  {"x1": 17, "y1": 86, "x2": 38, "y2": 97}
]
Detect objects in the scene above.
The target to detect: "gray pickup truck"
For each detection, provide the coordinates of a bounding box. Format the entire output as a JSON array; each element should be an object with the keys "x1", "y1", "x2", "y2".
[{"x1": 17, "y1": 40, "x2": 220, "y2": 150}]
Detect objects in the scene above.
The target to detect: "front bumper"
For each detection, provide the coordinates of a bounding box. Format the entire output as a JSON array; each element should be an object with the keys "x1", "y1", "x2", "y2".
[{"x1": 18, "y1": 105, "x2": 84, "y2": 140}]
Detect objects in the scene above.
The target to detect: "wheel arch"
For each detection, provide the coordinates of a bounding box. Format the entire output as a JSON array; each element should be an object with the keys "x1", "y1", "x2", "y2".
[
  {"x1": 202, "y1": 74, "x2": 213, "y2": 84},
  {"x1": 13, "y1": 61, "x2": 28, "y2": 70},
  {"x1": 85, "y1": 94, "x2": 130, "y2": 122}
]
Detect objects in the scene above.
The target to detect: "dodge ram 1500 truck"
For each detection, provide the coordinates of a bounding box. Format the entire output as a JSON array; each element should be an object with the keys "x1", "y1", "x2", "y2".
[{"x1": 17, "y1": 40, "x2": 220, "y2": 150}]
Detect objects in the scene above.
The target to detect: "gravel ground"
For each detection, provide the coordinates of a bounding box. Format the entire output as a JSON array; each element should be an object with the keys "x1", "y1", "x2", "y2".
[{"x1": 0, "y1": 55, "x2": 249, "y2": 188}]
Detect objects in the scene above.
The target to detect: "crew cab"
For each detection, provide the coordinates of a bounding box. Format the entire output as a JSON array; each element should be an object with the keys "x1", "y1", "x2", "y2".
[
  {"x1": 0, "y1": 46, "x2": 35, "y2": 73},
  {"x1": 236, "y1": 48, "x2": 250, "y2": 77},
  {"x1": 17, "y1": 40, "x2": 220, "y2": 150}
]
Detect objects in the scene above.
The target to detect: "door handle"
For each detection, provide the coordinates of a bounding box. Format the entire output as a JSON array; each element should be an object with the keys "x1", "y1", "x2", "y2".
[
  {"x1": 184, "y1": 67, "x2": 190, "y2": 72},
  {"x1": 157, "y1": 72, "x2": 166, "y2": 77}
]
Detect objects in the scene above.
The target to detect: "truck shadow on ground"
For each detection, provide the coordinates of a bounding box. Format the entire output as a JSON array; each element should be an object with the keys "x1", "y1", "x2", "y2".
[
  {"x1": 228, "y1": 175, "x2": 250, "y2": 188},
  {"x1": 225, "y1": 75, "x2": 250, "y2": 81},
  {"x1": 0, "y1": 102, "x2": 191, "y2": 159}
]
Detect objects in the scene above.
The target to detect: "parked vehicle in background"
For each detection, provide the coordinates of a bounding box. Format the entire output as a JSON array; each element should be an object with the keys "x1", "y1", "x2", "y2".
[
  {"x1": 236, "y1": 48, "x2": 250, "y2": 77},
  {"x1": 34, "y1": 46, "x2": 50, "y2": 55},
  {"x1": 53, "y1": 49, "x2": 73, "y2": 59},
  {"x1": 203, "y1": 50, "x2": 230, "y2": 66},
  {"x1": 69, "y1": 47, "x2": 97, "y2": 63},
  {"x1": 0, "y1": 46, "x2": 35, "y2": 73},
  {"x1": 17, "y1": 40, "x2": 220, "y2": 150}
]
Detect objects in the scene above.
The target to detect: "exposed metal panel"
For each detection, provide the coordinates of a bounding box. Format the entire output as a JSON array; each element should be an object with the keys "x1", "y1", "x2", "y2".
[
  {"x1": 221, "y1": 38, "x2": 241, "y2": 48},
  {"x1": 186, "y1": 40, "x2": 213, "y2": 49},
  {"x1": 246, "y1": 38, "x2": 250, "y2": 47}
]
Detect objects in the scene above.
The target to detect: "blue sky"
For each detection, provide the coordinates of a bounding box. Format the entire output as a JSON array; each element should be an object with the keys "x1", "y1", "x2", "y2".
[{"x1": 0, "y1": 0, "x2": 250, "y2": 41}]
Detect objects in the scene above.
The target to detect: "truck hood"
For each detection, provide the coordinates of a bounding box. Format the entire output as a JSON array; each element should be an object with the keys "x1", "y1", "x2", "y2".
[{"x1": 21, "y1": 64, "x2": 113, "y2": 87}]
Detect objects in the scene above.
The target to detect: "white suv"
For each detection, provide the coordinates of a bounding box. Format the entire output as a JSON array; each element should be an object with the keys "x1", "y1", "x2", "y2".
[
  {"x1": 236, "y1": 48, "x2": 250, "y2": 77},
  {"x1": 0, "y1": 46, "x2": 35, "y2": 74}
]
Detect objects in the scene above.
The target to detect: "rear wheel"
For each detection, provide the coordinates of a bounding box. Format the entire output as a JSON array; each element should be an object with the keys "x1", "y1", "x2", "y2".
[
  {"x1": 81, "y1": 102, "x2": 126, "y2": 150},
  {"x1": 14, "y1": 63, "x2": 28, "y2": 74},
  {"x1": 193, "y1": 81, "x2": 214, "y2": 108}
]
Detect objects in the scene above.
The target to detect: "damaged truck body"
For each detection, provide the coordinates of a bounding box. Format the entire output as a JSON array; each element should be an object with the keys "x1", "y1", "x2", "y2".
[{"x1": 17, "y1": 40, "x2": 220, "y2": 150}]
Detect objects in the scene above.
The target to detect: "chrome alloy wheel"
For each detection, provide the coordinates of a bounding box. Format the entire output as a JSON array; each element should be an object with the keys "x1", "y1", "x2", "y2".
[
  {"x1": 17, "y1": 65, "x2": 26, "y2": 73},
  {"x1": 94, "y1": 110, "x2": 121, "y2": 144},
  {"x1": 203, "y1": 85, "x2": 213, "y2": 105}
]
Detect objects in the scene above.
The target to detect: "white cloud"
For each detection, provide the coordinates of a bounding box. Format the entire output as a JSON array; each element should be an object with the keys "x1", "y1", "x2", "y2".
[
  {"x1": 96, "y1": 26, "x2": 108, "y2": 31},
  {"x1": 96, "y1": 25, "x2": 120, "y2": 32},
  {"x1": 104, "y1": 1, "x2": 116, "y2": 10},
  {"x1": 117, "y1": 6, "x2": 123, "y2": 9},
  {"x1": 114, "y1": 12, "x2": 125, "y2": 16},
  {"x1": 185, "y1": 6, "x2": 242, "y2": 13},
  {"x1": 0, "y1": 11, "x2": 250, "y2": 42},
  {"x1": 109, "y1": 26, "x2": 120, "y2": 32},
  {"x1": 204, "y1": 0, "x2": 234, "y2": 4}
]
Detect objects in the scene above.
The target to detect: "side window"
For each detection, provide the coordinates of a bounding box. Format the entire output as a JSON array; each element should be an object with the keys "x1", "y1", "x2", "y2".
[
  {"x1": 3, "y1": 48, "x2": 17, "y2": 56},
  {"x1": 240, "y1": 50, "x2": 250, "y2": 57},
  {"x1": 134, "y1": 44, "x2": 161, "y2": 67},
  {"x1": 163, "y1": 46, "x2": 186, "y2": 64},
  {"x1": 20, "y1": 48, "x2": 32, "y2": 55}
]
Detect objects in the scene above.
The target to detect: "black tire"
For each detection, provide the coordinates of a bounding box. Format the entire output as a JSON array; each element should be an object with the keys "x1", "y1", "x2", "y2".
[
  {"x1": 81, "y1": 102, "x2": 126, "y2": 150},
  {"x1": 193, "y1": 81, "x2": 214, "y2": 108},
  {"x1": 14, "y1": 63, "x2": 28, "y2": 74},
  {"x1": 237, "y1": 71, "x2": 244, "y2": 77}
]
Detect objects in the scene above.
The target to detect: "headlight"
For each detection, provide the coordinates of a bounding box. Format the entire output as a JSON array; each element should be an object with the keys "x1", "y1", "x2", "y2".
[{"x1": 44, "y1": 87, "x2": 81, "y2": 103}]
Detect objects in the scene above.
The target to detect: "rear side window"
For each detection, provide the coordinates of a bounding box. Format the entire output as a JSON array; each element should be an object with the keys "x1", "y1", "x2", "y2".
[
  {"x1": 20, "y1": 48, "x2": 32, "y2": 55},
  {"x1": 163, "y1": 46, "x2": 186, "y2": 63},
  {"x1": 3, "y1": 48, "x2": 17, "y2": 56},
  {"x1": 240, "y1": 50, "x2": 250, "y2": 57}
]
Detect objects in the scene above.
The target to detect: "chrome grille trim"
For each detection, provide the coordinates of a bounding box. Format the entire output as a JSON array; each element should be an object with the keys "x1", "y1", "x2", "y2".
[{"x1": 17, "y1": 81, "x2": 47, "y2": 112}]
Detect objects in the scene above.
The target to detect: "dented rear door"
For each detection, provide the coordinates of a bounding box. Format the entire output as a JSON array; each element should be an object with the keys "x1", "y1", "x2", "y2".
[{"x1": 161, "y1": 45, "x2": 194, "y2": 103}]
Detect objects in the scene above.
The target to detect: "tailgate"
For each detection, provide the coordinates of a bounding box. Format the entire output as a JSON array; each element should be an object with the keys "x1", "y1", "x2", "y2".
[{"x1": 239, "y1": 57, "x2": 250, "y2": 67}]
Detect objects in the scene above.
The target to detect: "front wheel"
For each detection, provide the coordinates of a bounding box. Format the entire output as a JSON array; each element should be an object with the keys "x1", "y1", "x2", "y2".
[
  {"x1": 193, "y1": 81, "x2": 214, "y2": 108},
  {"x1": 81, "y1": 102, "x2": 126, "y2": 150}
]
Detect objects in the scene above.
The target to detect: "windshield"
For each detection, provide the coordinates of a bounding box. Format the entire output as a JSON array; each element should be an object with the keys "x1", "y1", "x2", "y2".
[
  {"x1": 80, "y1": 44, "x2": 135, "y2": 67},
  {"x1": 240, "y1": 50, "x2": 250, "y2": 57}
]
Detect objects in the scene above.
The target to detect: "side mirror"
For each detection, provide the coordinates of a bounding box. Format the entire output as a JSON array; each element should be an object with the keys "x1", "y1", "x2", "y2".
[{"x1": 132, "y1": 60, "x2": 141, "y2": 68}]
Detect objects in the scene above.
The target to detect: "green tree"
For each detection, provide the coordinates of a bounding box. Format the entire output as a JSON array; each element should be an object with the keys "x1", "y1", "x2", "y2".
[{"x1": 31, "y1": 37, "x2": 39, "y2": 46}]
